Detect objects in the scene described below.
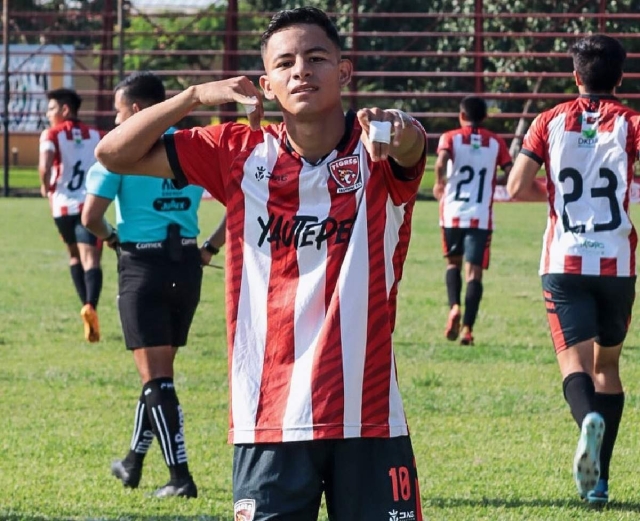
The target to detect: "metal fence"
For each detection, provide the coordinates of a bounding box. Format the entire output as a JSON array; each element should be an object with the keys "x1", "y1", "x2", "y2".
[{"x1": 2, "y1": 1, "x2": 640, "y2": 192}]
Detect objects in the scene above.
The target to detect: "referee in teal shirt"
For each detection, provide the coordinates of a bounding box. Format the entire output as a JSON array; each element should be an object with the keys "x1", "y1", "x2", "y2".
[{"x1": 82, "y1": 72, "x2": 203, "y2": 499}]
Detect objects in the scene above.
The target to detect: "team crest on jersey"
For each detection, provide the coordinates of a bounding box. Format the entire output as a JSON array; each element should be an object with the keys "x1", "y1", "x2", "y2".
[
  {"x1": 579, "y1": 111, "x2": 599, "y2": 148},
  {"x1": 328, "y1": 155, "x2": 362, "y2": 193},
  {"x1": 234, "y1": 499, "x2": 256, "y2": 521}
]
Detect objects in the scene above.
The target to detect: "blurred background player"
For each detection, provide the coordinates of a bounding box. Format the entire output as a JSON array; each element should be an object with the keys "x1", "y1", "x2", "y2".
[
  {"x1": 433, "y1": 96, "x2": 512, "y2": 345},
  {"x1": 39, "y1": 88, "x2": 103, "y2": 343},
  {"x1": 82, "y1": 71, "x2": 211, "y2": 498},
  {"x1": 508, "y1": 35, "x2": 639, "y2": 505}
]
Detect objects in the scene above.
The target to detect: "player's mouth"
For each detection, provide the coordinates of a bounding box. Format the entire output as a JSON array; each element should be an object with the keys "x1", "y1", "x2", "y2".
[{"x1": 291, "y1": 85, "x2": 318, "y2": 95}]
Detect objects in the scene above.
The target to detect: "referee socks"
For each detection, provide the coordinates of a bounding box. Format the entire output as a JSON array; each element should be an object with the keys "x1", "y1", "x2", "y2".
[{"x1": 143, "y1": 377, "x2": 192, "y2": 482}]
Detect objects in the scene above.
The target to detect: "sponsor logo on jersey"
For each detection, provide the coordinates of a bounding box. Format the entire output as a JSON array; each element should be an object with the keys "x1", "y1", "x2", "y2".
[
  {"x1": 389, "y1": 509, "x2": 416, "y2": 521},
  {"x1": 328, "y1": 155, "x2": 362, "y2": 193},
  {"x1": 71, "y1": 127, "x2": 84, "y2": 147},
  {"x1": 470, "y1": 133, "x2": 482, "y2": 151},
  {"x1": 234, "y1": 499, "x2": 256, "y2": 521},
  {"x1": 254, "y1": 165, "x2": 287, "y2": 182},
  {"x1": 257, "y1": 213, "x2": 355, "y2": 250},
  {"x1": 579, "y1": 111, "x2": 599, "y2": 148},
  {"x1": 577, "y1": 239, "x2": 605, "y2": 255},
  {"x1": 153, "y1": 197, "x2": 192, "y2": 212}
]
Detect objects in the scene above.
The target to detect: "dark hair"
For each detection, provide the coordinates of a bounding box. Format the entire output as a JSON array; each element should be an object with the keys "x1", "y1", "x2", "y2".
[
  {"x1": 114, "y1": 71, "x2": 165, "y2": 107},
  {"x1": 570, "y1": 35, "x2": 626, "y2": 93},
  {"x1": 460, "y1": 96, "x2": 487, "y2": 125},
  {"x1": 47, "y1": 88, "x2": 82, "y2": 114},
  {"x1": 261, "y1": 7, "x2": 341, "y2": 53}
]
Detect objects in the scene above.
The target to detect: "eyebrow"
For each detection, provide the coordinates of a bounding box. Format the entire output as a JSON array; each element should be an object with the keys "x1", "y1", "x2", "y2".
[{"x1": 272, "y1": 46, "x2": 332, "y2": 63}]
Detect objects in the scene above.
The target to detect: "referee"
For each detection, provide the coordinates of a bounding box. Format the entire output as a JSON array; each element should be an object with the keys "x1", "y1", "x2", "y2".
[{"x1": 82, "y1": 71, "x2": 213, "y2": 498}]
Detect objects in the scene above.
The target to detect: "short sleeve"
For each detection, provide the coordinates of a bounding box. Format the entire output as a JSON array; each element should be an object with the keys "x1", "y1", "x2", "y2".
[
  {"x1": 436, "y1": 132, "x2": 453, "y2": 156},
  {"x1": 39, "y1": 129, "x2": 55, "y2": 153},
  {"x1": 164, "y1": 123, "x2": 259, "y2": 205},
  {"x1": 520, "y1": 115, "x2": 547, "y2": 165},
  {"x1": 496, "y1": 136, "x2": 513, "y2": 168},
  {"x1": 86, "y1": 162, "x2": 121, "y2": 200}
]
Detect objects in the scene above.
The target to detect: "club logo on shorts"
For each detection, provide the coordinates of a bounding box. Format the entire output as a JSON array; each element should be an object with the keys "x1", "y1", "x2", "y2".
[
  {"x1": 328, "y1": 155, "x2": 363, "y2": 193},
  {"x1": 234, "y1": 499, "x2": 256, "y2": 521}
]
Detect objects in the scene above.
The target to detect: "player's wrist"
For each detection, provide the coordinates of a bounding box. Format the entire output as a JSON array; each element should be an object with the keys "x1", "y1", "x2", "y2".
[{"x1": 202, "y1": 239, "x2": 219, "y2": 255}]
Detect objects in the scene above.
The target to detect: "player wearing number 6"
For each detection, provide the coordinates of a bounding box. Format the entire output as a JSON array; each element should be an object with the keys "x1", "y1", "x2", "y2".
[
  {"x1": 39, "y1": 88, "x2": 104, "y2": 342},
  {"x1": 433, "y1": 96, "x2": 512, "y2": 346},
  {"x1": 508, "y1": 35, "x2": 640, "y2": 505}
]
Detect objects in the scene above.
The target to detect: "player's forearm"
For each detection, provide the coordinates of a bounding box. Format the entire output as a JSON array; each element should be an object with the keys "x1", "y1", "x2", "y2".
[
  {"x1": 95, "y1": 86, "x2": 200, "y2": 173},
  {"x1": 507, "y1": 177, "x2": 546, "y2": 202}
]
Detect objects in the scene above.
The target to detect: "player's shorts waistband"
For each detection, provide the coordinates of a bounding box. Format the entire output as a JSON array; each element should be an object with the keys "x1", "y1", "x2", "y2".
[{"x1": 119, "y1": 237, "x2": 197, "y2": 253}]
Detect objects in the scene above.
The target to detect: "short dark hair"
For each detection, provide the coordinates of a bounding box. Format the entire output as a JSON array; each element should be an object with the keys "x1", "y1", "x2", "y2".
[
  {"x1": 114, "y1": 71, "x2": 165, "y2": 107},
  {"x1": 570, "y1": 35, "x2": 626, "y2": 93},
  {"x1": 47, "y1": 88, "x2": 82, "y2": 114},
  {"x1": 261, "y1": 7, "x2": 341, "y2": 54},
  {"x1": 460, "y1": 96, "x2": 487, "y2": 125}
]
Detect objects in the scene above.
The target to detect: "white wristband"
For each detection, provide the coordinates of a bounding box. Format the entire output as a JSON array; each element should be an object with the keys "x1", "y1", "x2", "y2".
[
  {"x1": 243, "y1": 96, "x2": 257, "y2": 115},
  {"x1": 369, "y1": 120, "x2": 392, "y2": 144}
]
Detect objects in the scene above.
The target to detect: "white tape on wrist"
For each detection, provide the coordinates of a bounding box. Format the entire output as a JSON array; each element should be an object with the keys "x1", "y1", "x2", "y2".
[
  {"x1": 243, "y1": 96, "x2": 258, "y2": 115},
  {"x1": 369, "y1": 120, "x2": 392, "y2": 144}
]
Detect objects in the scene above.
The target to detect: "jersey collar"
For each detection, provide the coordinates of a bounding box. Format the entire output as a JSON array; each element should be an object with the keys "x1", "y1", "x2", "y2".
[{"x1": 284, "y1": 110, "x2": 356, "y2": 166}]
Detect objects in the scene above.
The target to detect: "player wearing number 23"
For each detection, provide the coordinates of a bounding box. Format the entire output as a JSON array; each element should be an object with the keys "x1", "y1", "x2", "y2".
[{"x1": 508, "y1": 35, "x2": 640, "y2": 505}]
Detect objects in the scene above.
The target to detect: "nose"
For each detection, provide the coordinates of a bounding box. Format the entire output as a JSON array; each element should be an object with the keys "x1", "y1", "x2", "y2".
[{"x1": 291, "y1": 57, "x2": 311, "y2": 79}]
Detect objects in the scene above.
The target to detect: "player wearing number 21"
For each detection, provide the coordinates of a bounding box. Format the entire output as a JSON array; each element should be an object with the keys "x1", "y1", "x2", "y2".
[
  {"x1": 508, "y1": 35, "x2": 640, "y2": 505},
  {"x1": 39, "y1": 88, "x2": 104, "y2": 343},
  {"x1": 433, "y1": 96, "x2": 512, "y2": 346}
]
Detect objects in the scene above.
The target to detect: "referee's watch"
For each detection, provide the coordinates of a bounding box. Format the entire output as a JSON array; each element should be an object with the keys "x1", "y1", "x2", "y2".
[{"x1": 202, "y1": 240, "x2": 219, "y2": 256}]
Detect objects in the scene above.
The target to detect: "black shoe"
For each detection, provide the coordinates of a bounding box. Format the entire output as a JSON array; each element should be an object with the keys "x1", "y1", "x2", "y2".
[
  {"x1": 153, "y1": 476, "x2": 198, "y2": 498},
  {"x1": 111, "y1": 459, "x2": 142, "y2": 489}
]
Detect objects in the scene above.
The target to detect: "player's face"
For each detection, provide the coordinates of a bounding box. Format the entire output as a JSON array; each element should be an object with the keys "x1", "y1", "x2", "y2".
[
  {"x1": 260, "y1": 24, "x2": 351, "y2": 118},
  {"x1": 45, "y1": 99, "x2": 65, "y2": 127},
  {"x1": 114, "y1": 89, "x2": 135, "y2": 126}
]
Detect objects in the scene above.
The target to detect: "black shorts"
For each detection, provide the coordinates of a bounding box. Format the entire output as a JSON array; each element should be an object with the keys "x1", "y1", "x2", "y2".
[
  {"x1": 541, "y1": 273, "x2": 636, "y2": 353},
  {"x1": 441, "y1": 227, "x2": 491, "y2": 269},
  {"x1": 233, "y1": 437, "x2": 422, "y2": 521},
  {"x1": 54, "y1": 215, "x2": 98, "y2": 246},
  {"x1": 117, "y1": 245, "x2": 203, "y2": 349}
]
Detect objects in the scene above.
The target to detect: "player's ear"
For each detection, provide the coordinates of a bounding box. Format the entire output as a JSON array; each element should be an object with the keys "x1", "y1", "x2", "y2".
[
  {"x1": 617, "y1": 72, "x2": 624, "y2": 88},
  {"x1": 338, "y1": 59, "x2": 352, "y2": 87},
  {"x1": 259, "y1": 75, "x2": 275, "y2": 101},
  {"x1": 131, "y1": 102, "x2": 141, "y2": 114},
  {"x1": 573, "y1": 71, "x2": 583, "y2": 87}
]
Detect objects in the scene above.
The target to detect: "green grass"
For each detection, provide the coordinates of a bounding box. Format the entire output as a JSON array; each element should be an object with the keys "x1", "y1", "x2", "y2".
[{"x1": 3, "y1": 199, "x2": 640, "y2": 520}]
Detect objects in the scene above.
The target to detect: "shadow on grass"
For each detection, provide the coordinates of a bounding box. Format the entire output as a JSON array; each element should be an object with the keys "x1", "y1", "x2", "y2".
[{"x1": 425, "y1": 496, "x2": 640, "y2": 512}]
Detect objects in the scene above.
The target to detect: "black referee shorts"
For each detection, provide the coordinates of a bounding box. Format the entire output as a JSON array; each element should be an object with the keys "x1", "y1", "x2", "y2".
[{"x1": 117, "y1": 246, "x2": 202, "y2": 349}]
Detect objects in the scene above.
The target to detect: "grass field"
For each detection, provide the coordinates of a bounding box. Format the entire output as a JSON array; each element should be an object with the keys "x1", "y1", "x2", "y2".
[{"x1": 3, "y1": 198, "x2": 640, "y2": 520}]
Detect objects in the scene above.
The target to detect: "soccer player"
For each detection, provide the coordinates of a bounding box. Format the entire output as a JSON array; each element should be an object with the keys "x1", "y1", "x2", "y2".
[
  {"x1": 82, "y1": 72, "x2": 206, "y2": 498},
  {"x1": 95, "y1": 7, "x2": 426, "y2": 519},
  {"x1": 39, "y1": 88, "x2": 103, "y2": 342},
  {"x1": 433, "y1": 96, "x2": 512, "y2": 345},
  {"x1": 507, "y1": 35, "x2": 639, "y2": 505}
]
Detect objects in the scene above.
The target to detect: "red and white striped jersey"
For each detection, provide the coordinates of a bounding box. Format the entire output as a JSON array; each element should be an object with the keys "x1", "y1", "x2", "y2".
[
  {"x1": 521, "y1": 95, "x2": 640, "y2": 276},
  {"x1": 437, "y1": 126, "x2": 512, "y2": 230},
  {"x1": 40, "y1": 120, "x2": 102, "y2": 217},
  {"x1": 167, "y1": 113, "x2": 426, "y2": 444}
]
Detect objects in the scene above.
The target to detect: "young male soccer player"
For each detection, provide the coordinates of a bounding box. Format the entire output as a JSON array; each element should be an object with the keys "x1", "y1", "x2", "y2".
[
  {"x1": 83, "y1": 72, "x2": 206, "y2": 498},
  {"x1": 433, "y1": 96, "x2": 512, "y2": 345},
  {"x1": 508, "y1": 35, "x2": 640, "y2": 505},
  {"x1": 96, "y1": 7, "x2": 426, "y2": 519},
  {"x1": 39, "y1": 88, "x2": 103, "y2": 342}
]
